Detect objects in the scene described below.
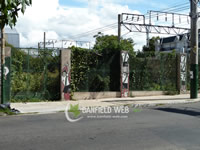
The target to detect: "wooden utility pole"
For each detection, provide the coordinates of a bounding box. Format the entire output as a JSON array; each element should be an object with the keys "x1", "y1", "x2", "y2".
[{"x1": 190, "y1": 0, "x2": 199, "y2": 99}]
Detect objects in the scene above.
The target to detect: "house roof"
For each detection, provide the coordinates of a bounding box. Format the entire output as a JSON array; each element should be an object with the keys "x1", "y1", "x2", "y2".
[
  {"x1": 179, "y1": 35, "x2": 184, "y2": 41},
  {"x1": 160, "y1": 33, "x2": 190, "y2": 44},
  {"x1": 161, "y1": 36, "x2": 177, "y2": 43}
]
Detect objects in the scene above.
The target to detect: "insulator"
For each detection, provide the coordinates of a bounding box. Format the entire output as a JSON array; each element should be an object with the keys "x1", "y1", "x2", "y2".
[{"x1": 157, "y1": 13, "x2": 159, "y2": 21}]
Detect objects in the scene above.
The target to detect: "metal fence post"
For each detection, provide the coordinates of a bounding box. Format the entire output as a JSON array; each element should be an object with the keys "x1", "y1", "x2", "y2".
[{"x1": 2, "y1": 47, "x2": 11, "y2": 104}]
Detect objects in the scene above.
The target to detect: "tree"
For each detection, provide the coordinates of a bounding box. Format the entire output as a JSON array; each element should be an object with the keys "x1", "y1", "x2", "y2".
[
  {"x1": 93, "y1": 34, "x2": 135, "y2": 59},
  {"x1": 0, "y1": 0, "x2": 32, "y2": 104},
  {"x1": 143, "y1": 36, "x2": 160, "y2": 52},
  {"x1": 140, "y1": 36, "x2": 160, "y2": 57}
]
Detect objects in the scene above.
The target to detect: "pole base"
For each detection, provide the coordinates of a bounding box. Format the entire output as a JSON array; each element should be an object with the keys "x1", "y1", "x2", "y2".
[{"x1": 190, "y1": 64, "x2": 198, "y2": 99}]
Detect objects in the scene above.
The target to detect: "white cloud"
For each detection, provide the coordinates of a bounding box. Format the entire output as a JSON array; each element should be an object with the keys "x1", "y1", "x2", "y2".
[{"x1": 15, "y1": 0, "x2": 146, "y2": 50}]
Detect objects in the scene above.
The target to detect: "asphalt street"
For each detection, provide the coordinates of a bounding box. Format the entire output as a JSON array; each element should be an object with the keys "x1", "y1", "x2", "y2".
[{"x1": 1, "y1": 102, "x2": 200, "y2": 150}]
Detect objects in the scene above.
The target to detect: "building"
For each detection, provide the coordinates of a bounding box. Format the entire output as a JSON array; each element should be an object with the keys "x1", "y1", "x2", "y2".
[
  {"x1": 0, "y1": 28, "x2": 20, "y2": 48},
  {"x1": 155, "y1": 34, "x2": 191, "y2": 54}
]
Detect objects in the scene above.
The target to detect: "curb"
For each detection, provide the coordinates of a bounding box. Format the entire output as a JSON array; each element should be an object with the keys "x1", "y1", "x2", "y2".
[
  {"x1": 129, "y1": 99, "x2": 200, "y2": 108},
  {"x1": 10, "y1": 97, "x2": 200, "y2": 115}
]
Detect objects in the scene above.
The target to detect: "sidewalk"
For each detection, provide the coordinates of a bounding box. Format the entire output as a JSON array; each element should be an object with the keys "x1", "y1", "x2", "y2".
[{"x1": 11, "y1": 94, "x2": 200, "y2": 114}]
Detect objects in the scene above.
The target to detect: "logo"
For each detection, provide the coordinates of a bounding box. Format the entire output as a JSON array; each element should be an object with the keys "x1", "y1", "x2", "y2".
[
  {"x1": 65, "y1": 104, "x2": 83, "y2": 122},
  {"x1": 65, "y1": 104, "x2": 141, "y2": 123}
]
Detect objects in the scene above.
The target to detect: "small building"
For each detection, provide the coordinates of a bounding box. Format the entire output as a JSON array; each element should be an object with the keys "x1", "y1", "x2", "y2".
[{"x1": 0, "y1": 28, "x2": 20, "y2": 48}]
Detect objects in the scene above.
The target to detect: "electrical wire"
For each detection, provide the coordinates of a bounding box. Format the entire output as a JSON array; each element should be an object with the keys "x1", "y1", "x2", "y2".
[{"x1": 68, "y1": 2, "x2": 192, "y2": 39}]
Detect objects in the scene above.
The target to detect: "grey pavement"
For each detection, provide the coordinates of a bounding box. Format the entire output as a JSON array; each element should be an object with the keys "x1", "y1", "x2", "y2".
[
  {"x1": 11, "y1": 94, "x2": 200, "y2": 114},
  {"x1": 1, "y1": 102, "x2": 200, "y2": 150}
]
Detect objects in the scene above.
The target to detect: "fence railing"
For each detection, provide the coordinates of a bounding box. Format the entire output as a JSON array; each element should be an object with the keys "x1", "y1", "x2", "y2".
[{"x1": 11, "y1": 48, "x2": 61, "y2": 101}]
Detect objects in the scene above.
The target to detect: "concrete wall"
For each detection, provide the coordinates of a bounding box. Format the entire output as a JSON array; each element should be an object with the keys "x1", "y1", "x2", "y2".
[{"x1": 73, "y1": 91, "x2": 165, "y2": 100}]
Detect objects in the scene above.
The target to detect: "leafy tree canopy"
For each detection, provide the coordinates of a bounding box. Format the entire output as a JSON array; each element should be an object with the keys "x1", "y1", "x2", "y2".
[
  {"x1": 93, "y1": 33, "x2": 135, "y2": 56},
  {"x1": 0, "y1": 0, "x2": 32, "y2": 29}
]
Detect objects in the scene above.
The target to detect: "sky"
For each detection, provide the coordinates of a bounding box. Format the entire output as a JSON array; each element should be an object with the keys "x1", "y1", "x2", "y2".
[{"x1": 14, "y1": 0, "x2": 190, "y2": 50}]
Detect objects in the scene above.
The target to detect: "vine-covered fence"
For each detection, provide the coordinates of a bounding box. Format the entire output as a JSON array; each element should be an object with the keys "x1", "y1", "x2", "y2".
[
  {"x1": 11, "y1": 47, "x2": 60, "y2": 101},
  {"x1": 71, "y1": 48, "x2": 183, "y2": 95},
  {"x1": 9, "y1": 47, "x2": 192, "y2": 101},
  {"x1": 129, "y1": 53, "x2": 177, "y2": 92}
]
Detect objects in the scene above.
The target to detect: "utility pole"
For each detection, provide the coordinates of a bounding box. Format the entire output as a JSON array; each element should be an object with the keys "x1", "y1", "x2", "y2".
[
  {"x1": 146, "y1": 30, "x2": 150, "y2": 47},
  {"x1": 118, "y1": 14, "x2": 121, "y2": 43},
  {"x1": 44, "y1": 32, "x2": 46, "y2": 49},
  {"x1": 190, "y1": 0, "x2": 199, "y2": 99},
  {"x1": 43, "y1": 32, "x2": 47, "y2": 98}
]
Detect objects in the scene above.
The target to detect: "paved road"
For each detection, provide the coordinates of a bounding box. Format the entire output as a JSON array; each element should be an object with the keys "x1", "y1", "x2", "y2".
[{"x1": 1, "y1": 102, "x2": 200, "y2": 150}]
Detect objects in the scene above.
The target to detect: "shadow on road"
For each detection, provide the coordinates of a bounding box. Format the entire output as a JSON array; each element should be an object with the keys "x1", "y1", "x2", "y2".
[
  {"x1": 103, "y1": 98, "x2": 189, "y2": 103},
  {"x1": 155, "y1": 107, "x2": 200, "y2": 117}
]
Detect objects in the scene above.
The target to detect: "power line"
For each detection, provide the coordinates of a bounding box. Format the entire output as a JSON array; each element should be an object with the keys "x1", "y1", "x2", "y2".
[
  {"x1": 69, "y1": 24, "x2": 118, "y2": 39},
  {"x1": 145, "y1": 6, "x2": 190, "y2": 20},
  {"x1": 161, "y1": 3, "x2": 189, "y2": 11},
  {"x1": 68, "y1": 2, "x2": 191, "y2": 39}
]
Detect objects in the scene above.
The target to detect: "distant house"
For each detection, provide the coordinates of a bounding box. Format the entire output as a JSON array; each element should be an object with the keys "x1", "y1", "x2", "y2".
[
  {"x1": 0, "y1": 28, "x2": 20, "y2": 48},
  {"x1": 155, "y1": 34, "x2": 191, "y2": 53}
]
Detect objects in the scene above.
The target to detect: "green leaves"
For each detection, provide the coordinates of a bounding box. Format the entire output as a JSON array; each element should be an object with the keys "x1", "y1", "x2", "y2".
[
  {"x1": 71, "y1": 47, "x2": 99, "y2": 92},
  {"x1": 21, "y1": 1, "x2": 26, "y2": 14},
  {"x1": 93, "y1": 35, "x2": 135, "y2": 56},
  {"x1": 0, "y1": 0, "x2": 32, "y2": 29},
  {"x1": 4, "y1": 0, "x2": 8, "y2": 6}
]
